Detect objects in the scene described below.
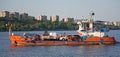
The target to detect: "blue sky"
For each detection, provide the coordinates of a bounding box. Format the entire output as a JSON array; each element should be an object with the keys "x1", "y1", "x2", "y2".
[{"x1": 0, "y1": 0, "x2": 120, "y2": 21}]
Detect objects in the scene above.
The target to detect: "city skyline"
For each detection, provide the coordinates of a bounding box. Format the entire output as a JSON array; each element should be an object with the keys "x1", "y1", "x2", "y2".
[{"x1": 0, "y1": 0, "x2": 120, "y2": 21}]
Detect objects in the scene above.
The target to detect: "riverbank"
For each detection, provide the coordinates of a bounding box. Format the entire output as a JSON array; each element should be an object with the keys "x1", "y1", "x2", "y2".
[{"x1": 0, "y1": 17, "x2": 120, "y2": 32}]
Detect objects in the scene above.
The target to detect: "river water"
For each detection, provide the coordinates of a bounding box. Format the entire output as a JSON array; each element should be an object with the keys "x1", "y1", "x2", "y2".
[{"x1": 0, "y1": 30, "x2": 120, "y2": 57}]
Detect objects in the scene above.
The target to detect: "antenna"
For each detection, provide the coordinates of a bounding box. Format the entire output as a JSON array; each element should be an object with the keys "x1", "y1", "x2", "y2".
[{"x1": 90, "y1": 11, "x2": 95, "y2": 22}]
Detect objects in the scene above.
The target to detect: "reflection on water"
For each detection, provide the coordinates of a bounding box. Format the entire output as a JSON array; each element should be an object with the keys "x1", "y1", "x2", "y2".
[
  {"x1": 8, "y1": 44, "x2": 120, "y2": 57},
  {"x1": 9, "y1": 44, "x2": 104, "y2": 49},
  {"x1": 0, "y1": 30, "x2": 120, "y2": 57}
]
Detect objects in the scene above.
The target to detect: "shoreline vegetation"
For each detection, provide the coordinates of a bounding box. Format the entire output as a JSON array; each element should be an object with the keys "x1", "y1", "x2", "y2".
[{"x1": 0, "y1": 17, "x2": 120, "y2": 32}]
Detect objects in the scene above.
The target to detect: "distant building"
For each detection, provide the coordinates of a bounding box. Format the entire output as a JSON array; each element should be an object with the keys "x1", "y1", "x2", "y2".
[
  {"x1": 113, "y1": 21, "x2": 120, "y2": 26},
  {"x1": 105, "y1": 21, "x2": 113, "y2": 25},
  {"x1": 10, "y1": 11, "x2": 19, "y2": 19},
  {"x1": 94, "y1": 20, "x2": 115, "y2": 25},
  {"x1": 116, "y1": 22, "x2": 120, "y2": 26},
  {"x1": 74, "y1": 19, "x2": 80, "y2": 23},
  {"x1": 59, "y1": 18, "x2": 64, "y2": 22},
  {"x1": 64, "y1": 17, "x2": 74, "y2": 22},
  {"x1": 20, "y1": 13, "x2": 28, "y2": 19},
  {"x1": 50, "y1": 15, "x2": 59, "y2": 22},
  {"x1": 59, "y1": 17, "x2": 74, "y2": 22},
  {"x1": 94, "y1": 20, "x2": 105, "y2": 24},
  {"x1": 38, "y1": 15, "x2": 47, "y2": 21},
  {"x1": 0, "y1": 11, "x2": 9, "y2": 18}
]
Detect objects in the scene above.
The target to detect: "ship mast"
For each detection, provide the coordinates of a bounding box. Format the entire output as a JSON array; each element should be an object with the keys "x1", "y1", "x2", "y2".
[
  {"x1": 89, "y1": 11, "x2": 95, "y2": 31},
  {"x1": 6, "y1": 23, "x2": 15, "y2": 35},
  {"x1": 90, "y1": 11, "x2": 95, "y2": 21},
  {"x1": 6, "y1": 17, "x2": 15, "y2": 36}
]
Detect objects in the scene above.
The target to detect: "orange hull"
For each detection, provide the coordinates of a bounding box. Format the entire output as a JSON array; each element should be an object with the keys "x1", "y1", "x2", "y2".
[{"x1": 9, "y1": 36, "x2": 116, "y2": 46}]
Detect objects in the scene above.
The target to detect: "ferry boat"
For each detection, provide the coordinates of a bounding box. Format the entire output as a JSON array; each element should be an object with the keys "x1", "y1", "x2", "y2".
[{"x1": 7, "y1": 13, "x2": 116, "y2": 46}]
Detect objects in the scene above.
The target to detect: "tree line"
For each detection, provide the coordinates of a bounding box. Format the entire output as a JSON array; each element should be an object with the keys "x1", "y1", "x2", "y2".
[
  {"x1": 0, "y1": 17, "x2": 120, "y2": 31},
  {"x1": 0, "y1": 17, "x2": 78, "y2": 31}
]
